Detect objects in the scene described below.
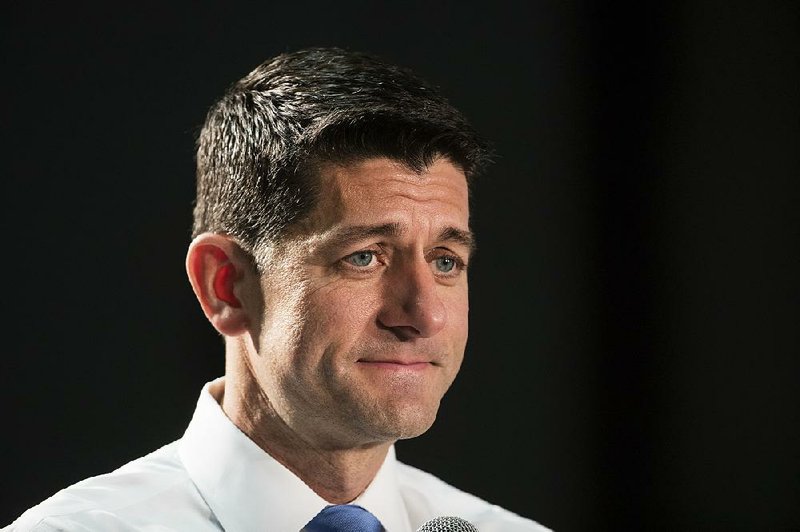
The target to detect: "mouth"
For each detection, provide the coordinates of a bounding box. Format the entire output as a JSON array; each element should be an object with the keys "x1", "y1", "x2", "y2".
[{"x1": 356, "y1": 359, "x2": 436, "y2": 371}]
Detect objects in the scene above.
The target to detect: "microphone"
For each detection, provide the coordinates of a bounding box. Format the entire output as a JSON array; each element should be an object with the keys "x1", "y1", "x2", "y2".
[{"x1": 416, "y1": 516, "x2": 479, "y2": 531}]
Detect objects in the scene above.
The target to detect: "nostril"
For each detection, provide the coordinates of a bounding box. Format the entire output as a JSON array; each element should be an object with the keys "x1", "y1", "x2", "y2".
[{"x1": 376, "y1": 320, "x2": 423, "y2": 341}]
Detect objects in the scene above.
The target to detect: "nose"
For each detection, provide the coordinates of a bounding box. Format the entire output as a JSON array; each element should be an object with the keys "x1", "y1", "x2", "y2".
[{"x1": 377, "y1": 258, "x2": 447, "y2": 340}]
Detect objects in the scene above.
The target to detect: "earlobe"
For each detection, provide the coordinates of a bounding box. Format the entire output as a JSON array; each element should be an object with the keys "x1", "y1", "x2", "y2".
[{"x1": 186, "y1": 233, "x2": 254, "y2": 336}]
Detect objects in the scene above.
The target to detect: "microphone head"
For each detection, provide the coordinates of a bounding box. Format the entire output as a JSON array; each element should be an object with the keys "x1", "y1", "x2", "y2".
[{"x1": 416, "y1": 516, "x2": 479, "y2": 532}]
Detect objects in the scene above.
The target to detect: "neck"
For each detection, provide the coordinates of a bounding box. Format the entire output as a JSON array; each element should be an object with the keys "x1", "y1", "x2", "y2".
[{"x1": 220, "y1": 348, "x2": 391, "y2": 504}]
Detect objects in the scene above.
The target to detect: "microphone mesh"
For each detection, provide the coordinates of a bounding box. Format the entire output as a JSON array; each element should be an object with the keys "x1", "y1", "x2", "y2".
[{"x1": 416, "y1": 516, "x2": 479, "y2": 532}]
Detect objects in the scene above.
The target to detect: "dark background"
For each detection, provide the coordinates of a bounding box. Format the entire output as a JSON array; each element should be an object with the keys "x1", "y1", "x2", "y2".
[{"x1": 3, "y1": 2, "x2": 798, "y2": 530}]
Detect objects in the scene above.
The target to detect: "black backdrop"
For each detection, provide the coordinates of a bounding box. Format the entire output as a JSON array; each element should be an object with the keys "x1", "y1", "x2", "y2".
[{"x1": 3, "y1": 2, "x2": 798, "y2": 530}]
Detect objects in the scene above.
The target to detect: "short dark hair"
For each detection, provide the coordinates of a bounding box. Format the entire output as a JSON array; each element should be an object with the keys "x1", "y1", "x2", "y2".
[{"x1": 193, "y1": 46, "x2": 490, "y2": 256}]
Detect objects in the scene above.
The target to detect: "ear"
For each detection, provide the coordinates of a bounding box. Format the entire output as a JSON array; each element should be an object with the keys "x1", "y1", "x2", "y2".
[{"x1": 186, "y1": 233, "x2": 259, "y2": 337}]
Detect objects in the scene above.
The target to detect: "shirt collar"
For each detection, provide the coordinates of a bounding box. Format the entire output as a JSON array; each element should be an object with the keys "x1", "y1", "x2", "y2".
[
  {"x1": 352, "y1": 445, "x2": 411, "y2": 532},
  {"x1": 178, "y1": 378, "x2": 411, "y2": 532}
]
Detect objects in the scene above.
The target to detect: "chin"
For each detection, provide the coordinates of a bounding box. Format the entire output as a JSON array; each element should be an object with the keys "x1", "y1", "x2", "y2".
[
  {"x1": 393, "y1": 422, "x2": 436, "y2": 441},
  {"x1": 364, "y1": 402, "x2": 440, "y2": 442}
]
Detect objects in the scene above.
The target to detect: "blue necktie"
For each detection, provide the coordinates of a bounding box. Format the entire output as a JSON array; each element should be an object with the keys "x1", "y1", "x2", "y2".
[{"x1": 303, "y1": 504, "x2": 384, "y2": 531}]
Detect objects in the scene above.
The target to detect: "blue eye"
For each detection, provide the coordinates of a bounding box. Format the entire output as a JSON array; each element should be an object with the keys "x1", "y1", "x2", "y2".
[
  {"x1": 346, "y1": 251, "x2": 374, "y2": 267},
  {"x1": 435, "y1": 256, "x2": 456, "y2": 272}
]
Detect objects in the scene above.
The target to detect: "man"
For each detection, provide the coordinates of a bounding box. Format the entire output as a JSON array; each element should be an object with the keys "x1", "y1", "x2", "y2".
[{"x1": 6, "y1": 47, "x2": 550, "y2": 531}]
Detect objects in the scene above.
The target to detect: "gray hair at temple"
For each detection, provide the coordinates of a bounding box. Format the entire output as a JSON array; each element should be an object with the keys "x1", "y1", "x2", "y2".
[{"x1": 192, "y1": 46, "x2": 491, "y2": 263}]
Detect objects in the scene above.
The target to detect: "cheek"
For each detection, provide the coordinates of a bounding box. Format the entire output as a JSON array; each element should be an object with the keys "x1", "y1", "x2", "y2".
[
  {"x1": 262, "y1": 283, "x2": 306, "y2": 334},
  {"x1": 255, "y1": 276, "x2": 313, "y2": 370},
  {"x1": 445, "y1": 286, "x2": 470, "y2": 335},
  {"x1": 297, "y1": 282, "x2": 382, "y2": 354}
]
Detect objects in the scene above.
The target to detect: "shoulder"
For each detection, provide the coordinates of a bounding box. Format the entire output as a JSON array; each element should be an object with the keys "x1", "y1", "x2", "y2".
[
  {"x1": 5, "y1": 442, "x2": 218, "y2": 532},
  {"x1": 395, "y1": 461, "x2": 553, "y2": 532}
]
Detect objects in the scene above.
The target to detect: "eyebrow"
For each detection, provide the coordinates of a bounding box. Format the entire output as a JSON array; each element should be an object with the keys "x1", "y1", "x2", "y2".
[
  {"x1": 324, "y1": 223, "x2": 403, "y2": 246},
  {"x1": 436, "y1": 226, "x2": 477, "y2": 254},
  {"x1": 321, "y1": 222, "x2": 476, "y2": 254}
]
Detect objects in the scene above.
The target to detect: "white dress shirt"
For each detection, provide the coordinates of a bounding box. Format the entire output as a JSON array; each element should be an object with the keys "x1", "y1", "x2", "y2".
[{"x1": 6, "y1": 378, "x2": 551, "y2": 532}]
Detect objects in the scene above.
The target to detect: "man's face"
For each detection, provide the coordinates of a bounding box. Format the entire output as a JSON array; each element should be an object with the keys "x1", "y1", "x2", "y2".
[{"x1": 250, "y1": 157, "x2": 471, "y2": 450}]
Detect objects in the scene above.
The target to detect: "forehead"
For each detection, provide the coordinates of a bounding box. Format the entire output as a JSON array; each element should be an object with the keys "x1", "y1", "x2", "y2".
[{"x1": 304, "y1": 157, "x2": 470, "y2": 233}]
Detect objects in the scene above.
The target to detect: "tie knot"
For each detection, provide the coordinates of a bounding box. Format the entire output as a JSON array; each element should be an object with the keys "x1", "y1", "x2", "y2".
[{"x1": 304, "y1": 504, "x2": 384, "y2": 532}]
